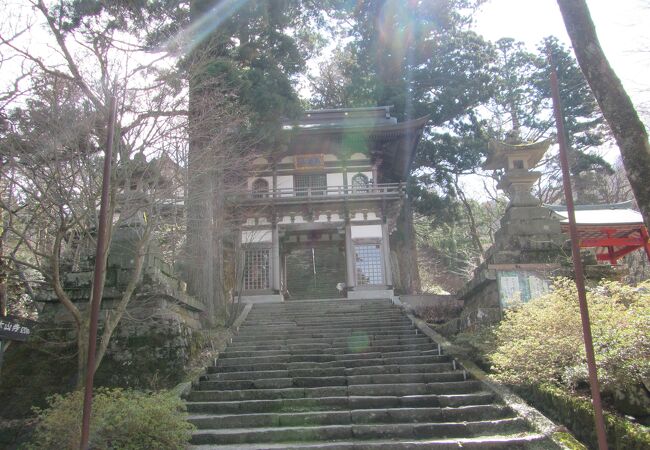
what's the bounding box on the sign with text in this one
[0,316,31,341]
[497,271,550,309]
[294,154,324,170]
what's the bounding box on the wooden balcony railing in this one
[241,183,405,203]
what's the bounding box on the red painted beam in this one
[580,237,645,247]
[596,246,642,261]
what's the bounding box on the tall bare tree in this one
[556,0,650,226]
[0,0,251,386]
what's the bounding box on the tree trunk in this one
[184,0,222,325]
[556,0,650,227]
[391,197,421,294]
[454,178,484,255]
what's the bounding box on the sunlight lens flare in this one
[164,0,250,55]
[347,331,370,353]
[376,0,416,64]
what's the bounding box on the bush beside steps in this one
[25,388,194,450]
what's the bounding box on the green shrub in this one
[490,278,650,416]
[27,388,194,450]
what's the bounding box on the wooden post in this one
[550,52,609,450]
[80,94,117,450]
[641,226,650,263]
[272,222,281,293]
[272,159,278,200]
[345,220,355,291]
[607,246,617,266]
[381,221,393,286]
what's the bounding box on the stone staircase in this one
[187,298,557,449]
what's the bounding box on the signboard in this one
[0,316,31,341]
[497,271,550,309]
[294,154,324,170]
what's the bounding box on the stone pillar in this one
[381,222,393,286]
[345,221,356,289]
[272,223,281,293]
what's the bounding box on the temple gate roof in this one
[280,107,428,181]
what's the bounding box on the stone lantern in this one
[483,140,550,207]
[454,138,568,331]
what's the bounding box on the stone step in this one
[189,378,480,402]
[232,330,421,344]
[204,369,464,384]
[189,434,552,449]
[243,314,404,323]
[232,332,418,343]
[191,386,349,401]
[346,363,458,376]
[187,404,513,429]
[191,381,482,401]
[236,324,415,336]
[213,355,450,372]
[216,351,447,367]
[190,418,528,445]
[225,339,437,352]
[189,374,480,402]
[243,313,402,323]
[229,335,432,348]
[239,322,412,331]
[245,309,397,319]
[211,359,452,374]
[186,392,496,415]
[238,322,415,336]
[245,311,399,319]
[221,343,439,359]
[243,312,408,321]
[208,362,458,378]
[248,299,392,309]
[243,310,407,319]
[251,297,391,304]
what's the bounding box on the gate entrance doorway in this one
[283,232,346,300]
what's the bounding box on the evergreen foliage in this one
[486,36,613,203]
[328,0,495,215]
[307,2,611,217]
[182,0,346,146]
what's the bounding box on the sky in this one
[473,0,650,115]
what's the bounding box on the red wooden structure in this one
[549,202,650,265]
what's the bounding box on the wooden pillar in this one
[381,221,393,286]
[641,226,650,263]
[272,222,281,293]
[272,159,278,198]
[607,246,617,266]
[345,221,356,290]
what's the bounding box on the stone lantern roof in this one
[483,139,551,171]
